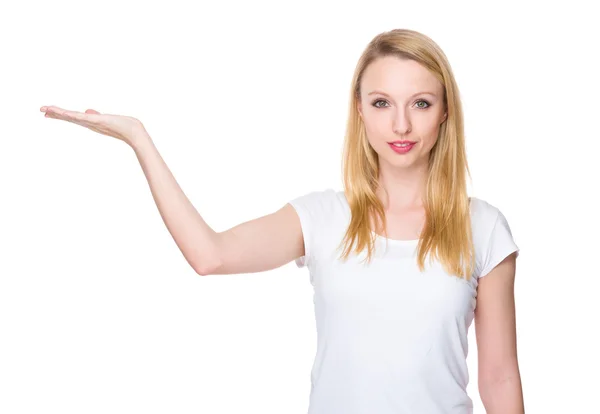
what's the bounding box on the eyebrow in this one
[367,90,437,98]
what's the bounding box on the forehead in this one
[360,56,441,94]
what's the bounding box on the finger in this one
[43,107,63,118]
[41,106,63,116]
[54,109,87,122]
[63,111,102,126]
[50,108,78,120]
[43,107,97,125]
[40,105,60,112]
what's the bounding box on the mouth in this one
[388,141,417,153]
[388,141,416,147]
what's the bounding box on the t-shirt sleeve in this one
[287,189,334,268]
[478,209,520,278]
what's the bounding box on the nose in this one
[392,108,412,135]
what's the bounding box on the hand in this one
[40,106,148,147]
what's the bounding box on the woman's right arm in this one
[40,106,304,276]
[132,133,305,276]
[132,134,222,274]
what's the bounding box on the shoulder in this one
[469,196,520,278]
[288,187,345,217]
[469,196,500,220]
[469,196,503,243]
[289,187,340,205]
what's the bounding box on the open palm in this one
[40,106,147,146]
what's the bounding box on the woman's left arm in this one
[474,252,525,414]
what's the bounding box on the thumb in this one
[85,109,101,114]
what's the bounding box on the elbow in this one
[191,232,224,276]
[184,246,220,276]
[192,266,210,276]
[193,259,221,276]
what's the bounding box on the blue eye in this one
[371,99,431,109]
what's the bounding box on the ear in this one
[357,100,363,118]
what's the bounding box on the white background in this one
[2,1,598,413]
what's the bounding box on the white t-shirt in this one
[288,188,520,414]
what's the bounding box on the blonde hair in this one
[336,28,475,281]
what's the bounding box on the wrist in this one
[129,127,152,151]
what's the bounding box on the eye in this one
[415,99,431,109]
[372,99,389,108]
[371,99,432,109]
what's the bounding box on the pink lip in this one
[388,140,416,144]
[388,142,416,154]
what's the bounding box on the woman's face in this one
[357,56,447,170]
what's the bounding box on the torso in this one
[371,208,426,241]
[303,191,479,413]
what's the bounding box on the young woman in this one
[40,28,523,414]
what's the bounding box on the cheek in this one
[416,120,443,140]
[363,116,388,137]
[363,123,387,147]
[420,129,442,151]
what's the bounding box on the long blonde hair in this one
[336,28,475,281]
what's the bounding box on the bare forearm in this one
[479,375,525,414]
[130,132,221,274]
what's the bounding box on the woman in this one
[41,28,524,414]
